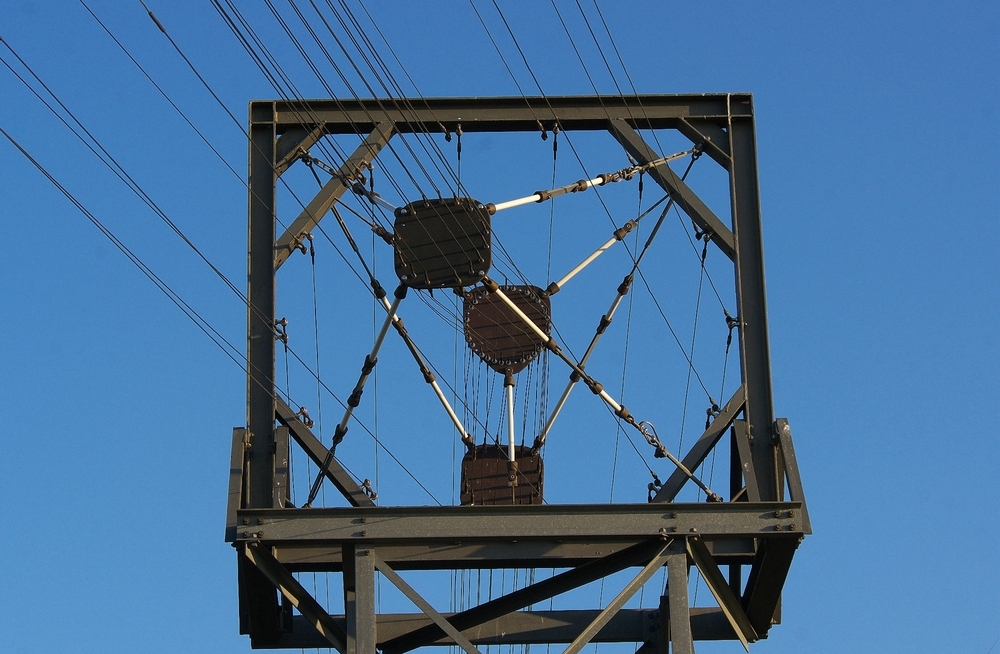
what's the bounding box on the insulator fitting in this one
[361,354,378,375]
[371,279,386,299]
[597,315,612,334]
[585,378,604,395]
[347,388,363,408]
[394,284,408,300]
[332,423,348,446]
[618,275,633,296]
[545,281,560,296]
[535,190,552,202]
[614,220,637,241]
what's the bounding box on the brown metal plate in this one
[393,197,491,289]
[464,285,551,374]
[460,444,543,506]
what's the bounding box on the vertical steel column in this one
[666,543,693,654]
[729,100,778,502]
[246,100,280,645]
[344,545,377,654]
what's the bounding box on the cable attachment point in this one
[647,471,663,503]
[613,219,638,241]
[295,406,314,428]
[724,310,740,350]
[290,231,312,255]
[273,318,288,344]
[361,478,378,501]
[692,141,706,160]
[705,402,721,430]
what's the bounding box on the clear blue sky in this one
[1,1,997,653]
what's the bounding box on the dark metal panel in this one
[378,538,669,653]
[274,122,395,270]
[269,94,755,134]
[741,537,800,636]
[666,545,693,654]
[244,542,347,652]
[687,537,756,650]
[275,397,373,507]
[226,428,246,543]
[236,502,803,542]
[608,120,737,260]
[728,106,778,502]
[677,117,731,169]
[653,386,745,502]
[775,419,811,534]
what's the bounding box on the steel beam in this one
[666,544,693,654]
[728,107,778,502]
[373,557,482,654]
[225,428,246,543]
[277,608,738,648]
[246,100,280,645]
[564,541,671,654]
[732,420,761,503]
[775,418,811,533]
[677,117,731,169]
[378,538,670,654]
[265,95,752,134]
[270,537,757,571]
[235,502,803,543]
[274,397,374,507]
[741,536,800,636]
[343,545,377,654]
[244,542,347,652]
[653,386,745,502]
[273,122,394,269]
[609,119,736,260]
[687,537,756,650]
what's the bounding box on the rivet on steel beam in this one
[257,518,265,525]
[242,518,250,525]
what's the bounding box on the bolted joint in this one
[483,278,499,292]
[613,220,637,241]
[617,274,633,296]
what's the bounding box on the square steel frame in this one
[228,94,810,653]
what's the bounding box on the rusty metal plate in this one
[393,197,491,289]
[460,445,543,506]
[464,285,550,374]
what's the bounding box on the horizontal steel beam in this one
[276,608,738,648]
[253,94,752,135]
[234,502,803,543]
[271,537,758,571]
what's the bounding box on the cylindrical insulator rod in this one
[505,379,516,463]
